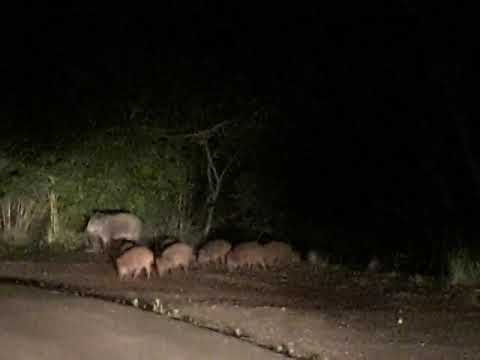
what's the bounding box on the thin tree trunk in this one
[201,140,238,240]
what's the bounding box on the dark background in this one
[2,4,478,273]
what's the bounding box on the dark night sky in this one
[2,4,478,253]
[7,5,474,116]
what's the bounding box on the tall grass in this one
[0,196,48,246]
[448,249,480,286]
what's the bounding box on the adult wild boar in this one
[85,212,143,253]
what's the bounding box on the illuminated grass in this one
[448,249,480,286]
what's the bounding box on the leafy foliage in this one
[0,126,198,248]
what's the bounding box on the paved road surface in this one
[0,285,285,360]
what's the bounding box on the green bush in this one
[0,126,199,249]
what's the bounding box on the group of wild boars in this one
[156,242,195,276]
[114,242,195,280]
[113,239,300,280]
[85,212,143,253]
[196,239,232,267]
[81,210,300,280]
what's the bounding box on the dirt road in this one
[0,284,284,360]
[0,256,479,359]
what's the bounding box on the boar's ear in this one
[91,209,103,217]
[81,214,92,229]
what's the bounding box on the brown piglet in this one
[156,242,195,277]
[116,246,154,280]
[262,241,300,267]
[197,239,232,267]
[226,241,266,271]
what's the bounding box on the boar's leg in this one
[99,235,110,253]
[145,265,151,279]
[132,267,141,280]
[85,235,102,253]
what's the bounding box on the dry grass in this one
[448,249,480,287]
[0,196,48,246]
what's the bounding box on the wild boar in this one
[262,241,300,267]
[85,212,143,253]
[156,242,195,277]
[197,239,232,267]
[116,246,154,280]
[226,241,266,271]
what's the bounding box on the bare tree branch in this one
[200,137,241,241]
[204,140,220,184]
[149,120,233,143]
[219,150,240,182]
[146,113,264,241]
